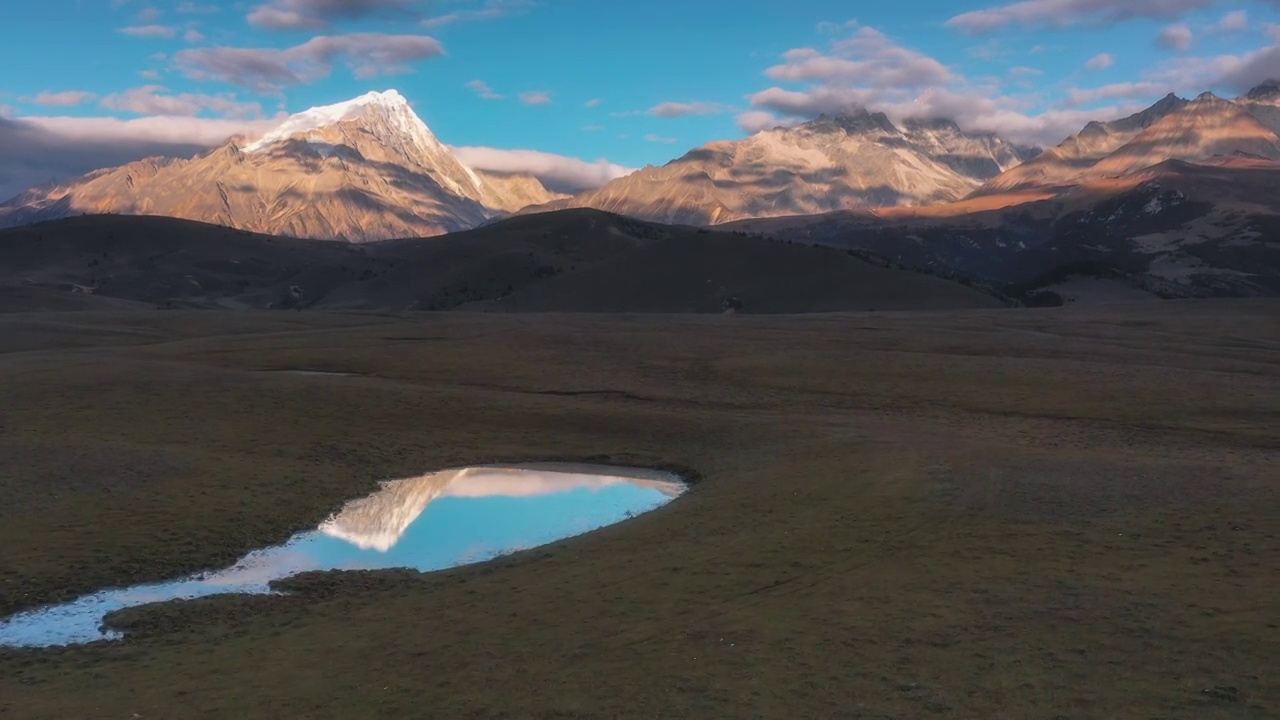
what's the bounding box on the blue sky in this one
[2,0,1280,196]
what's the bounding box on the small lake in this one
[0,464,685,648]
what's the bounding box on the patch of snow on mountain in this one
[245,90,411,153]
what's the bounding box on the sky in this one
[3,0,1280,198]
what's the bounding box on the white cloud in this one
[764,27,953,88]
[421,0,532,28]
[882,89,1148,146]
[747,60,1149,147]
[747,85,878,117]
[647,101,729,117]
[644,133,676,143]
[1208,10,1249,33]
[173,34,444,91]
[18,114,276,146]
[734,11,1279,150]
[518,91,551,105]
[30,91,98,107]
[735,110,802,134]
[449,145,635,193]
[0,113,277,201]
[816,19,858,35]
[466,79,503,100]
[99,85,263,119]
[584,98,601,107]
[1059,81,1172,107]
[248,0,416,30]
[184,28,205,43]
[947,0,1221,33]
[1084,53,1114,70]
[1152,42,1280,94]
[1159,24,1194,51]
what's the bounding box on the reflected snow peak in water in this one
[0,464,685,648]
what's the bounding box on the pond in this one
[0,463,686,648]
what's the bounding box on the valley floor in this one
[0,302,1277,719]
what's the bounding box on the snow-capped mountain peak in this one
[244,89,487,200]
[0,89,566,241]
[245,89,422,153]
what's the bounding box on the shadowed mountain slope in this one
[729,156,1280,302]
[0,209,1007,313]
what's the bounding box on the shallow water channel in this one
[0,464,685,648]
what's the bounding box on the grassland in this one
[0,301,1276,719]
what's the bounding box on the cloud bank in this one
[174,33,444,91]
[449,146,635,193]
[0,114,275,202]
[946,0,1224,33]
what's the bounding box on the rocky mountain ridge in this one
[975,85,1280,196]
[520,107,1040,225]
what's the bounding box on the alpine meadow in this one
[1,1,1277,718]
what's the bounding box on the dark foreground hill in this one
[0,209,1006,313]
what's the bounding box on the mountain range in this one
[0,89,1044,239]
[975,88,1280,196]
[519,111,1040,225]
[2,81,1279,304]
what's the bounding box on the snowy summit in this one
[245,89,438,155]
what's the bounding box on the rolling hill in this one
[0,210,1008,313]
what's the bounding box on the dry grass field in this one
[0,300,1276,719]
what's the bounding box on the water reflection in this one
[0,464,685,648]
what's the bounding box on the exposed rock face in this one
[0,90,562,241]
[474,170,569,213]
[975,87,1280,196]
[974,94,1191,195]
[532,109,1039,226]
[1236,79,1280,135]
[1089,93,1280,176]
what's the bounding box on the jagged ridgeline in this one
[520,109,1041,225]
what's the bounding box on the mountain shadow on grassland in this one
[0,209,1008,313]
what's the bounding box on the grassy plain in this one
[0,301,1276,719]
